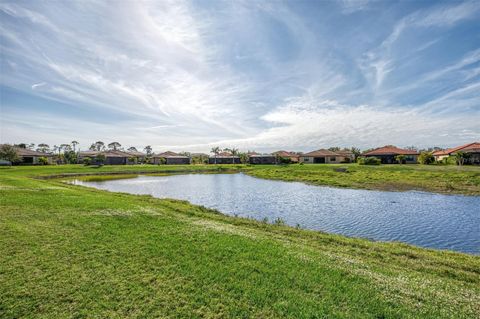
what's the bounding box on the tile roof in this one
[432,142,480,156]
[14,147,53,157]
[78,150,130,158]
[363,146,418,156]
[272,150,299,157]
[302,149,341,157]
[153,151,189,158]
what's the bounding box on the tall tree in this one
[37,143,50,153]
[350,147,361,161]
[94,141,105,151]
[28,143,35,150]
[108,142,121,150]
[127,146,138,152]
[211,146,220,164]
[143,146,152,156]
[230,147,239,164]
[71,141,79,152]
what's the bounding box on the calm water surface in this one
[73,173,480,254]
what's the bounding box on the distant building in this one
[209,152,240,164]
[153,151,190,165]
[78,150,130,165]
[363,146,418,164]
[14,147,54,165]
[272,151,299,163]
[125,150,148,163]
[299,149,353,164]
[433,142,480,164]
[249,154,277,165]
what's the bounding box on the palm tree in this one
[108,142,121,151]
[230,147,239,164]
[211,146,220,164]
[71,141,79,152]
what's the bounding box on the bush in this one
[357,157,381,165]
[418,152,435,165]
[128,157,136,164]
[395,154,406,164]
[83,157,92,166]
[38,157,49,165]
[0,144,20,163]
[95,154,106,166]
[157,157,166,165]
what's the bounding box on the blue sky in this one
[1,0,479,152]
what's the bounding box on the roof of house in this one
[432,142,480,156]
[272,150,299,157]
[126,150,147,156]
[153,151,189,158]
[15,147,54,157]
[302,149,341,157]
[78,150,130,158]
[335,150,354,156]
[363,146,418,156]
[249,154,275,158]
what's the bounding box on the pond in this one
[72,173,480,254]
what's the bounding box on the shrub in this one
[83,157,92,166]
[357,157,381,165]
[0,144,20,163]
[157,157,166,165]
[128,157,136,164]
[454,151,470,166]
[395,154,406,164]
[418,152,435,165]
[95,154,106,165]
[38,157,49,165]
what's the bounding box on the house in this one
[78,150,130,165]
[335,150,355,163]
[272,150,299,163]
[208,152,240,164]
[14,147,54,165]
[249,154,277,165]
[433,142,480,164]
[153,151,190,165]
[299,149,353,164]
[125,150,148,163]
[363,146,418,164]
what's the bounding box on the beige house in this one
[433,142,480,164]
[15,147,54,165]
[299,149,354,164]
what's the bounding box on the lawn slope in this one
[0,165,479,318]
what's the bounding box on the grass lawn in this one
[246,163,480,195]
[1,165,479,318]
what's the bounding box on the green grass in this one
[1,165,479,318]
[246,163,480,195]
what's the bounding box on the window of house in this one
[330,157,336,161]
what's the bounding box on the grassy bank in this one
[1,165,479,318]
[246,164,480,195]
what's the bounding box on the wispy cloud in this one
[1,0,479,151]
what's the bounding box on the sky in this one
[1,0,479,153]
